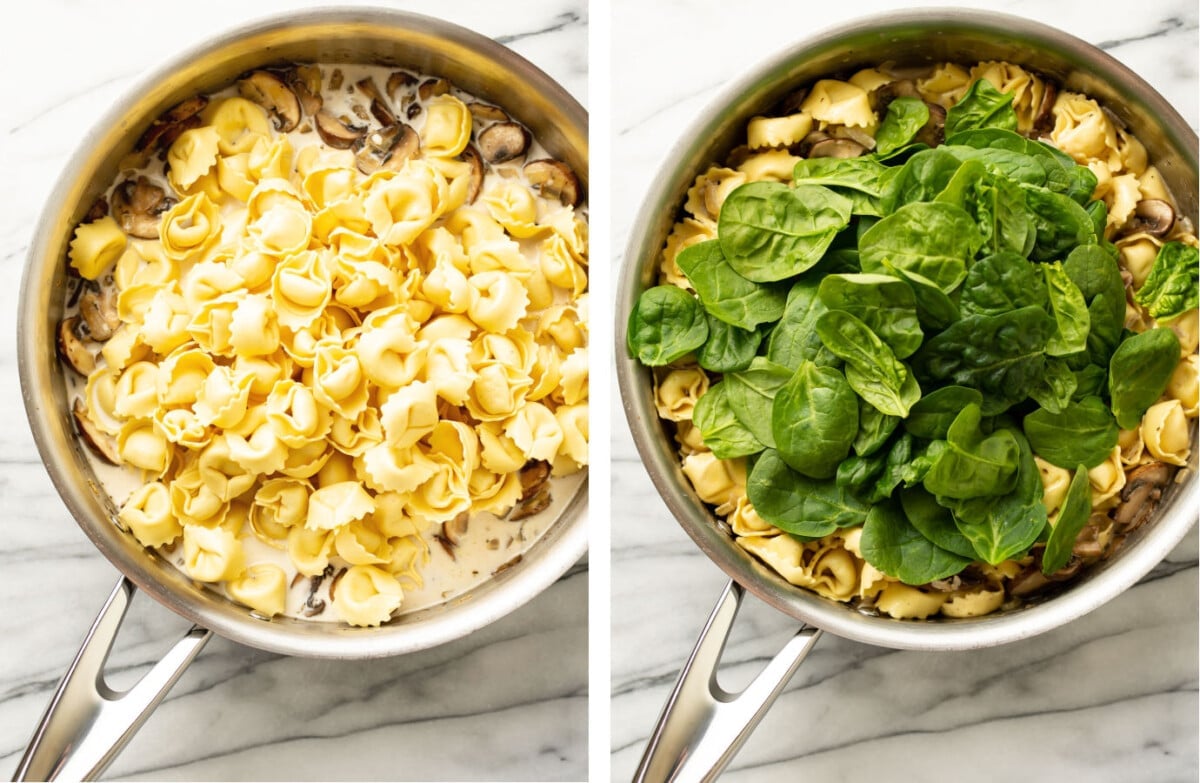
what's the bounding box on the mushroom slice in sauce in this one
[381,125,422,172]
[418,77,451,101]
[73,399,120,465]
[1113,461,1173,534]
[386,71,417,101]
[914,103,947,148]
[524,159,582,207]
[1124,199,1175,238]
[808,137,867,159]
[468,102,509,124]
[436,512,470,559]
[57,316,95,376]
[287,65,323,116]
[1032,80,1058,136]
[460,144,485,204]
[135,96,208,152]
[78,284,119,342]
[238,70,301,132]
[478,122,530,164]
[355,77,398,127]
[110,176,172,239]
[314,110,366,149]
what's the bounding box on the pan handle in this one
[632,580,822,783]
[12,576,212,782]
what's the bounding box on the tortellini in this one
[65,62,588,626]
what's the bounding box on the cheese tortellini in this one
[65,62,587,627]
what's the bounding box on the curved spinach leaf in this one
[693,382,765,459]
[854,397,900,457]
[1134,242,1199,322]
[626,285,708,365]
[765,280,839,369]
[1023,185,1097,262]
[1042,261,1091,357]
[718,182,852,282]
[869,435,943,503]
[696,316,763,373]
[875,97,930,156]
[747,449,870,537]
[816,309,920,417]
[1063,244,1125,365]
[1029,358,1078,413]
[901,486,977,559]
[923,403,1020,499]
[860,202,981,292]
[772,361,858,478]
[882,147,964,213]
[1023,396,1119,469]
[883,263,960,330]
[1041,465,1092,574]
[944,78,1017,136]
[959,251,1047,316]
[861,502,970,585]
[904,385,984,440]
[676,239,788,330]
[725,357,793,448]
[1108,327,1181,429]
[817,273,924,359]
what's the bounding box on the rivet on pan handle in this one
[633,580,823,783]
[13,577,212,782]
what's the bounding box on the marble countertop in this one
[0,1,587,781]
[610,1,1198,781]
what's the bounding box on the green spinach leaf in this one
[1023,185,1097,262]
[765,280,839,369]
[1028,358,1078,413]
[1041,465,1092,574]
[860,202,981,293]
[904,385,984,440]
[747,449,870,537]
[626,285,709,365]
[1063,244,1125,365]
[1042,261,1091,357]
[772,362,858,478]
[1134,242,1199,322]
[959,251,1047,316]
[696,316,762,373]
[870,434,943,503]
[875,97,930,156]
[861,502,970,585]
[882,147,964,213]
[817,273,924,359]
[883,263,961,330]
[1023,396,1119,469]
[675,239,788,330]
[944,78,1018,136]
[693,382,765,459]
[725,357,793,448]
[816,309,920,417]
[1108,327,1181,428]
[901,486,977,559]
[854,398,900,457]
[923,403,1020,499]
[718,182,853,282]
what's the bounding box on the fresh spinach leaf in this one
[725,357,793,448]
[860,202,981,293]
[772,361,858,478]
[1063,244,1125,365]
[944,78,1018,136]
[1042,261,1091,357]
[747,449,870,537]
[626,285,708,365]
[1023,185,1097,262]
[861,502,970,585]
[792,156,892,196]
[882,147,964,213]
[675,239,788,330]
[1086,199,1107,236]
[765,280,839,370]
[1072,363,1108,401]
[914,306,1055,414]
[945,128,1067,189]
[870,434,943,503]
[837,451,888,494]
[1108,327,1181,428]
[901,486,977,559]
[904,385,984,440]
[693,382,765,459]
[854,397,900,457]
[1023,396,1119,469]
[947,426,1048,564]
[875,97,930,156]
[696,316,762,373]
[1134,241,1199,322]
[1028,358,1078,413]
[718,181,853,282]
[923,403,1020,499]
[816,309,920,417]
[959,251,1047,316]
[1041,464,1092,574]
[883,263,961,330]
[817,273,924,359]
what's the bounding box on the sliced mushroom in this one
[79,284,119,342]
[807,137,867,159]
[1008,565,1053,598]
[328,68,345,91]
[518,460,552,500]
[84,196,108,222]
[238,70,301,132]
[1125,199,1175,237]
[57,317,95,376]
[111,176,172,239]
[135,96,208,152]
[381,124,421,172]
[314,110,366,149]
[355,124,400,175]
[493,554,523,576]
[436,512,470,559]
[524,158,581,207]
[1072,515,1112,559]
[386,71,417,101]
[1113,461,1174,534]
[418,77,451,101]
[478,122,530,164]
[796,129,830,157]
[352,77,397,127]
[287,66,324,116]
[406,102,422,121]
[871,79,920,110]
[775,87,810,117]
[914,102,947,148]
[1032,80,1058,136]
[460,144,484,204]
[510,485,552,521]
[73,399,120,464]
[301,598,326,618]
[468,102,509,124]
[328,567,347,603]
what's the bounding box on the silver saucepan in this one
[615,10,1197,781]
[16,7,588,780]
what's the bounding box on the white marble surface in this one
[0,1,587,781]
[610,1,1198,781]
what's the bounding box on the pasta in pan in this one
[60,62,587,626]
[635,60,1196,620]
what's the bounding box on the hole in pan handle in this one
[633,580,823,783]
[13,577,212,782]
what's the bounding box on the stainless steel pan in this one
[16,8,588,780]
[614,10,1197,781]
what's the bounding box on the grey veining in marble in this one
[0,1,587,781]
[610,1,1198,781]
